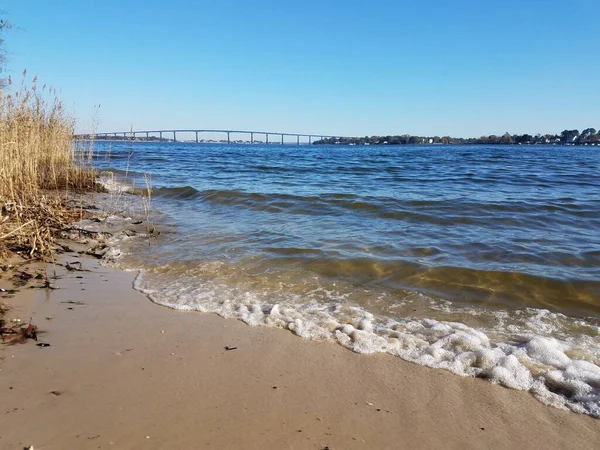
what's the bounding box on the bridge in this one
[74,129,341,145]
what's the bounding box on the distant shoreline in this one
[76,137,600,147]
[75,128,599,146]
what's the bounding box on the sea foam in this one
[80,214,600,419]
[127,261,600,418]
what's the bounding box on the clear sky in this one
[2,0,599,137]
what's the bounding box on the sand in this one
[1,257,599,450]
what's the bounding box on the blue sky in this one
[2,0,599,137]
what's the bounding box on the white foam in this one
[97,172,133,194]
[93,230,600,419]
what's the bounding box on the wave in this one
[153,185,202,199]
[120,256,600,419]
[95,216,600,418]
[300,257,600,318]
[150,187,600,232]
[97,167,148,178]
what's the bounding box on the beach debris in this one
[272,385,278,389]
[61,300,85,305]
[50,390,62,396]
[0,318,37,344]
[13,270,33,280]
[0,288,18,296]
[366,402,374,406]
[59,244,75,253]
[224,345,238,351]
[65,261,86,271]
[29,278,58,289]
[12,270,33,286]
[22,321,38,341]
[36,342,50,347]
[85,243,109,259]
[0,325,22,341]
[25,446,34,450]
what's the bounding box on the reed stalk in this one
[0,74,99,259]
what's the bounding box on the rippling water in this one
[91,142,600,416]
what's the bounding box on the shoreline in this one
[1,254,599,449]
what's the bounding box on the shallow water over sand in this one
[91,142,600,416]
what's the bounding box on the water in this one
[91,142,600,417]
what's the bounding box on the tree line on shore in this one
[314,128,600,146]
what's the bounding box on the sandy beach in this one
[0,256,598,450]
[2,1,600,447]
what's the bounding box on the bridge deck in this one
[74,129,339,139]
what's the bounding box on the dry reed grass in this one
[0,73,100,260]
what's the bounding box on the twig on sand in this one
[0,220,35,240]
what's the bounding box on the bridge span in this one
[74,129,341,145]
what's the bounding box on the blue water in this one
[90,141,600,416]
[95,143,600,312]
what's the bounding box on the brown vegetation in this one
[0,74,100,260]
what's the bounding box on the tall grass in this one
[0,74,98,259]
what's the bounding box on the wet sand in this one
[1,258,599,450]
